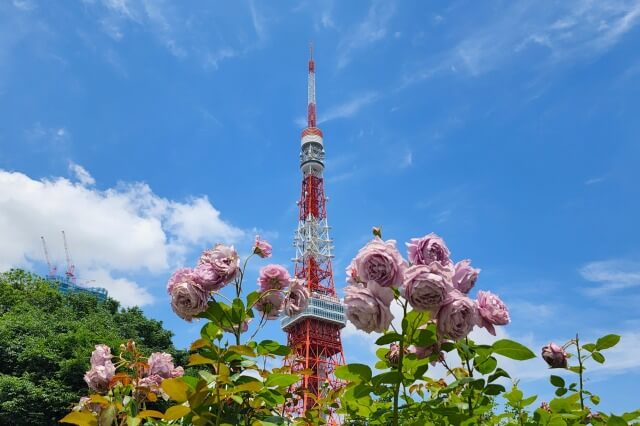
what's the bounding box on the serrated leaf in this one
[596,334,620,351]
[550,375,565,388]
[335,364,372,384]
[581,343,596,352]
[59,412,98,426]
[492,339,536,360]
[555,387,568,396]
[522,395,538,406]
[163,405,190,420]
[161,378,189,402]
[375,332,402,345]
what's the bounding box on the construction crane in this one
[61,230,76,284]
[40,236,57,277]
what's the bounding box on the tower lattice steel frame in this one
[281,48,346,425]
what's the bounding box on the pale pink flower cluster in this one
[166,245,240,321]
[84,344,116,392]
[83,343,184,400]
[344,233,510,354]
[254,265,309,320]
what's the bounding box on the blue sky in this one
[1,0,640,414]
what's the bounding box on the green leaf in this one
[372,371,402,385]
[475,356,498,375]
[414,327,437,347]
[581,343,597,352]
[246,291,261,308]
[491,339,536,360]
[375,332,402,345]
[484,384,506,396]
[590,394,600,405]
[522,395,538,407]
[555,387,568,397]
[265,373,300,387]
[335,364,372,384]
[607,415,628,426]
[231,298,245,323]
[488,368,511,383]
[592,351,605,363]
[568,365,584,374]
[550,375,565,388]
[596,334,620,351]
[257,340,290,356]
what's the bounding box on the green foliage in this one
[0,269,183,425]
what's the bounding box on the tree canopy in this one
[0,269,183,425]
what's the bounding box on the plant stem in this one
[463,337,474,418]
[393,300,408,426]
[575,333,585,411]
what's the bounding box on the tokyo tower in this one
[281,47,347,424]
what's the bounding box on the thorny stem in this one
[575,333,585,411]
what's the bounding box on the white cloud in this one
[402,0,640,86]
[294,92,379,127]
[69,162,96,186]
[0,167,243,305]
[585,176,606,185]
[337,1,395,69]
[580,259,640,294]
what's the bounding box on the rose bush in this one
[62,230,640,426]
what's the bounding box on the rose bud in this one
[541,342,568,368]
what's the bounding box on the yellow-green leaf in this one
[161,378,189,402]
[88,394,109,405]
[59,412,98,426]
[163,405,190,420]
[228,345,257,357]
[188,353,215,366]
[138,410,165,419]
[230,381,264,394]
[190,338,211,351]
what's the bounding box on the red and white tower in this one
[281,48,346,424]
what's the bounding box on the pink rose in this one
[253,235,273,258]
[170,280,208,321]
[344,281,394,333]
[89,344,112,368]
[197,244,240,291]
[402,263,454,312]
[84,362,115,392]
[258,264,291,291]
[255,290,285,320]
[166,268,194,295]
[284,279,310,316]
[346,238,407,288]
[406,233,453,271]
[436,290,477,341]
[148,352,176,378]
[476,291,510,336]
[541,342,568,368]
[453,259,480,294]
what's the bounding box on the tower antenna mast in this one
[282,46,346,425]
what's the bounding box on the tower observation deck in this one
[281,48,346,425]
